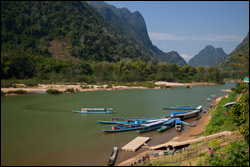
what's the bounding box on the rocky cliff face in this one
[87,1,187,65]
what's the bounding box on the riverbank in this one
[1,81,219,94]
[117,94,229,166]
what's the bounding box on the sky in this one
[106,1,249,62]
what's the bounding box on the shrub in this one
[1,91,6,96]
[7,90,27,94]
[46,89,62,94]
[65,88,75,93]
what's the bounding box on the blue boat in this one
[170,106,203,119]
[162,106,197,110]
[137,119,169,133]
[102,125,144,133]
[98,120,129,124]
[72,108,114,114]
[157,118,176,132]
[170,110,191,117]
[176,105,197,107]
[175,118,183,132]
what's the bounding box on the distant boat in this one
[72,108,113,114]
[107,147,118,166]
[157,118,176,132]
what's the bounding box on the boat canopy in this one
[141,120,165,127]
[223,101,236,107]
[175,119,182,124]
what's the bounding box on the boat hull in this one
[107,147,118,166]
[162,107,196,110]
[157,123,175,132]
[137,124,163,133]
[171,109,201,120]
[103,126,143,133]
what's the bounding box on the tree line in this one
[1,51,224,84]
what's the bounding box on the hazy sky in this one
[106,1,249,62]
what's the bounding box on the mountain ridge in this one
[188,45,228,67]
[87,1,187,65]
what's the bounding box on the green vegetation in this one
[46,89,62,94]
[1,1,225,85]
[216,33,249,79]
[229,84,249,143]
[188,45,228,67]
[1,1,154,64]
[1,91,6,96]
[65,88,75,93]
[202,82,249,166]
[204,92,237,135]
[6,90,27,95]
[1,57,224,84]
[206,141,249,166]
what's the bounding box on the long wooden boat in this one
[176,105,197,107]
[98,120,129,124]
[157,118,176,132]
[98,117,160,125]
[137,119,169,133]
[72,108,113,114]
[107,147,118,166]
[171,109,202,119]
[103,125,144,133]
[162,106,197,110]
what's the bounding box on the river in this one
[1,82,236,166]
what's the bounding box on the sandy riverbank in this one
[117,94,229,166]
[1,81,219,93]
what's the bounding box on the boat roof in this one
[196,106,202,110]
[170,110,190,116]
[223,101,236,107]
[81,108,113,110]
[141,120,165,127]
[175,118,182,124]
[173,109,201,116]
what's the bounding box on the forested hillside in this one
[216,32,249,79]
[188,45,228,67]
[87,1,187,65]
[1,1,223,84]
[1,1,155,62]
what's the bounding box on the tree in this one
[230,45,249,76]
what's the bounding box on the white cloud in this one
[180,54,193,62]
[148,32,244,42]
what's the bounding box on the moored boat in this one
[175,118,182,132]
[72,108,113,114]
[170,109,202,119]
[103,125,143,133]
[137,118,169,133]
[157,118,176,132]
[162,106,197,110]
[107,147,118,166]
